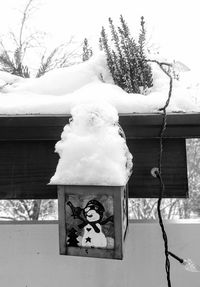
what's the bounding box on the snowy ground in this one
[0,52,200,115]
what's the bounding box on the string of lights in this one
[150,60,200,286]
[152,60,173,287]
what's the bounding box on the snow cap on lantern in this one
[50,101,133,186]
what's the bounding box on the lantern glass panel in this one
[65,194,114,250]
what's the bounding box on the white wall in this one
[0,221,199,287]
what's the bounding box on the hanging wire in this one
[148,59,173,287]
[149,60,200,283]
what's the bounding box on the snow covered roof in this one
[0,52,200,115]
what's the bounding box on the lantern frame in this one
[57,185,128,259]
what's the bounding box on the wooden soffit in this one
[0,113,199,199]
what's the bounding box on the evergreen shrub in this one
[100,15,153,94]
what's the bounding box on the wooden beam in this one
[127,138,188,198]
[0,113,198,199]
[0,113,200,140]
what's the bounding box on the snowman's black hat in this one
[85,199,105,214]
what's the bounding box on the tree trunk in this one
[29,200,42,220]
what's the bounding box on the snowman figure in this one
[67,199,113,248]
[81,200,107,248]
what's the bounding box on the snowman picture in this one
[67,199,113,249]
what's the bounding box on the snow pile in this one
[0,71,24,88]
[49,102,133,186]
[3,53,113,95]
[0,52,200,114]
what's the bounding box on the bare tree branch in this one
[19,0,34,48]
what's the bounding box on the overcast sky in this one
[0,0,200,71]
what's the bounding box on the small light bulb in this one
[168,251,200,272]
[182,258,200,272]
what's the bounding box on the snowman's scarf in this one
[78,215,113,233]
[78,221,100,233]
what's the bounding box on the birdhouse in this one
[57,185,128,260]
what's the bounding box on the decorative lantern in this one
[58,185,128,259]
[48,103,132,259]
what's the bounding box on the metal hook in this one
[151,167,159,178]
